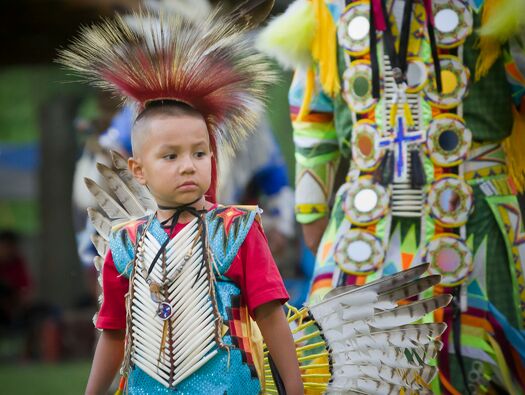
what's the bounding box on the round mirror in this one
[407,62,424,88]
[435,247,461,272]
[347,240,372,262]
[353,76,370,97]
[435,9,459,34]
[439,189,461,212]
[354,189,378,213]
[357,133,373,157]
[348,16,370,40]
[435,69,458,94]
[438,130,459,152]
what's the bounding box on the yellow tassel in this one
[503,106,525,193]
[297,67,316,121]
[478,0,525,40]
[403,103,414,127]
[256,0,316,70]
[475,0,525,80]
[475,0,502,80]
[311,0,340,98]
[390,103,398,127]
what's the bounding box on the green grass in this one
[0,361,91,394]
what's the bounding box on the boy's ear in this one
[128,157,147,185]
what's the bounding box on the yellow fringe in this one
[311,0,340,98]
[403,103,414,127]
[503,106,525,193]
[256,0,316,70]
[390,104,398,128]
[476,0,525,80]
[475,0,502,80]
[297,67,316,121]
[478,0,525,40]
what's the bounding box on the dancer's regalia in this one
[258,0,525,393]
[59,4,450,394]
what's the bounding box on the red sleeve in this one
[96,250,129,330]
[225,221,289,318]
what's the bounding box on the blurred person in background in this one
[72,92,121,307]
[0,231,33,328]
[218,119,295,260]
[0,230,60,362]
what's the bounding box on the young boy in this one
[59,7,304,395]
[86,103,303,395]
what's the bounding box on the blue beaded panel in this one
[109,216,150,277]
[206,206,258,274]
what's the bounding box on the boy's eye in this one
[195,151,206,158]
[164,154,177,160]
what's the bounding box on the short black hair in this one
[134,100,202,123]
[131,100,206,155]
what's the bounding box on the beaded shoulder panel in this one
[206,205,261,275]
[109,216,150,277]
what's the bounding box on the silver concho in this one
[406,58,428,93]
[351,120,382,170]
[343,176,390,225]
[427,176,473,227]
[425,55,469,109]
[339,1,371,56]
[335,229,385,274]
[433,0,473,48]
[425,234,472,286]
[426,114,472,167]
[343,60,377,113]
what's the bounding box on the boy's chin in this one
[171,193,204,206]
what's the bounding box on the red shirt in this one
[97,218,289,330]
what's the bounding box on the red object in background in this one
[0,255,33,296]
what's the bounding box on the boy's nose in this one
[179,155,196,173]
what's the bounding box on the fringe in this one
[475,0,525,80]
[311,0,340,98]
[255,0,316,70]
[297,67,316,121]
[503,105,525,193]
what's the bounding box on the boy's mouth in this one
[177,181,198,190]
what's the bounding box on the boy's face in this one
[128,114,212,207]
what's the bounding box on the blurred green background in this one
[0,362,90,394]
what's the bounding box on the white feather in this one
[302,264,450,394]
[84,178,129,219]
[370,295,452,329]
[97,163,146,217]
[90,234,108,257]
[93,255,104,271]
[87,208,112,240]
[110,151,157,211]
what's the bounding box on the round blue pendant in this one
[157,302,174,320]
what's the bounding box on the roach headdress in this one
[57,8,275,155]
